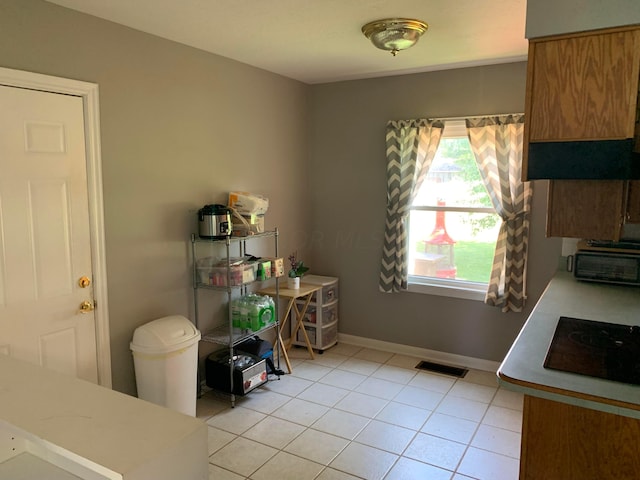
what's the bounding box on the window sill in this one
[407,278,486,301]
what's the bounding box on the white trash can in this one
[130,315,201,416]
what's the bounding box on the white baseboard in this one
[337,333,501,373]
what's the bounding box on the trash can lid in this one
[130,315,201,354]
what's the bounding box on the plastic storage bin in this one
[197,264,255,286]
[296,321,338,350]
[195,256,257,286]
[297,302,339,325]
[291,274,339,352]
[303,275,339,304]
[130,315,201,416]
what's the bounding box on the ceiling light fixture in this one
[362,18,429,56]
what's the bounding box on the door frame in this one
[0,67,112,388]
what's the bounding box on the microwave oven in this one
[573,251,640,286]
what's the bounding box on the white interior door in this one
[0,84,98,382]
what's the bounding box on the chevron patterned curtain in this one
[466,115,532,312]
[379,119,444,293]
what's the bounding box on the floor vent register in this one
[415,360,468,378]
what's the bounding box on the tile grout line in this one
[204,346,521,480]
[447,379,501,479]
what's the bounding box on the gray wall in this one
[526,0,640,38]
[308,63,561,362]
[0,0,566,396]
[0,0,311,395]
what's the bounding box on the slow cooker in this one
[198,204,232,239]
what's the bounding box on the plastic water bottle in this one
[261,295,275,324]
[231,298,241,332]
[249,296,261,332]
[243,294,255,332]
[239,296,250,331]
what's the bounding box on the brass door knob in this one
[79,301,94,313]
[79,276,91,288]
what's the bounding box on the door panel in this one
[0,85,98,382]
[40,327,78,376]
[31,179,74,299]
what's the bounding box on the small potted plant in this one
[287,251,309,289]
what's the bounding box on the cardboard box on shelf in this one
[258,260,272,280]
[263,257,284,278]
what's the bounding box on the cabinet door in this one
[547,180,625,240]
[527,27,640,143]
[627,180,640,223]
[520,396,640,480]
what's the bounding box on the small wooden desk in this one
[259,283,322,374]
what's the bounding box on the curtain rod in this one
[433,113,524,122]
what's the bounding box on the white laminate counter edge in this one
[498,270,640,419]
[0,419,118,479]
[0,355,208,479]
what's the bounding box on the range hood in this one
[527,139,640,180]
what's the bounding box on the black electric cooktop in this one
[544,316,640,385]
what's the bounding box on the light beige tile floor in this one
[198,343,523,480]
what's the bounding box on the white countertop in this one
[498,270,640,418]
[0,355,207,479]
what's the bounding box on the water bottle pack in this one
[231,294,275,333]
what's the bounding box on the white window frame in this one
[407,120,497,301]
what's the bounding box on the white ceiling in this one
[45,0,528,85]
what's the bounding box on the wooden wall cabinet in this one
[546,180,626,240]
[546,179,640,241]
[524,26,640,149]
[523,26,640,240]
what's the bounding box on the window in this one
[407,120,500,300]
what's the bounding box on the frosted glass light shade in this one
[362,18,429,56]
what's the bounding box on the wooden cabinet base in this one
[521,395,640,480]
[546,180,625,240]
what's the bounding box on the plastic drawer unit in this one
[291,275,339,352]
[296,321,338,351]
[298,302,339,325]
